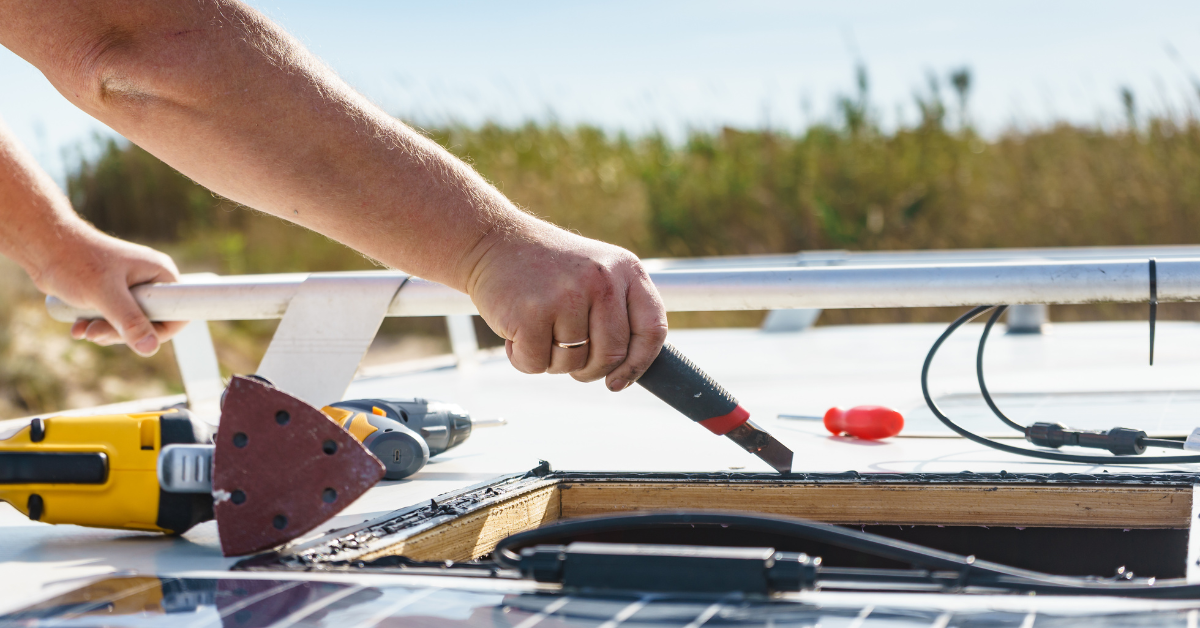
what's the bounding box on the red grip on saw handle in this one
[823,406,904,440]
[637,342,750,435]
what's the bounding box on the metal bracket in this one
[445,314,480,367]
[256,272,408,408]
[1004,304,1049,335]
[171,321,224,425]
[165,273,225,424]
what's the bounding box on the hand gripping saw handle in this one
[636,342,793,473]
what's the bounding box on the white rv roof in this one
[2,320,1199,614]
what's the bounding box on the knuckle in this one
[511,360,540,375]
[598,351,627,373]
[630,262,650,281]
[86,323,117,345]
[590,261,614,280]
[585,261,618,290]
[644,322,668,343]
[120,316,151,336]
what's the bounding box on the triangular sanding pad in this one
[214,376,385,556]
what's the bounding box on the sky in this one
[2,1,1199,182]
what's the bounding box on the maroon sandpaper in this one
[213,376,385,556]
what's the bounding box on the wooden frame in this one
[247,470,1199,569]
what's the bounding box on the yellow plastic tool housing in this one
[0,412,169,532]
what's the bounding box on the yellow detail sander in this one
[0,376,383,556]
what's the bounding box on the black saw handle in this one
[636,342,748,434]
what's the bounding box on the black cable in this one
[923,306,1200,464]
[976,305,1024,433]
[977,307,1188,454]
[975,305,1196,456]
[494,511,1200,597]
[494,510,999,574]
[1143,438,1186,450]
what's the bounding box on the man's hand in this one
[31,230,186,357]
[0,0,666,378]
[469,219,668,391]
[0,115,181,357]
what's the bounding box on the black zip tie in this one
[1149,258,1157,366]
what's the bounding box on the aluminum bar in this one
[45,259,1200,322]
[642,244,1200,271]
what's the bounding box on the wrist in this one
[19,217,103,293]
[459,209,545,296]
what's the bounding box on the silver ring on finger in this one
[555,338,590,349]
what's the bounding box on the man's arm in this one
[0,117,184,356]
[0,0,667,389]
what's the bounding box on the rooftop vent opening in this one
[258,472,1195,580]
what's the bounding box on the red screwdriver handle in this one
[823,406,904,440]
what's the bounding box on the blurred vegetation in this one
[5,66,1200,415]
[0,258,177,418]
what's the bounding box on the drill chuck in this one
[327,398,476,480]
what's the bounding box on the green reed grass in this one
[4,75,1200,415]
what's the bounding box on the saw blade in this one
[724,420,794,474]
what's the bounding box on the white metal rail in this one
[45,258,1198,322]
[42,248,1200,415]
[640,244,1200,270]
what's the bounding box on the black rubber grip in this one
[0,452,108,484]
[156,409,215,535]
[637,343,739,423]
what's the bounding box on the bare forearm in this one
[0,0,518,291]
[0,0,669,384]
[0,117,185,354]
[0,118,91,285]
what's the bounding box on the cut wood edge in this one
[357,484,562,563]
[355,480,1193,563]
[560,482,1193,529]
